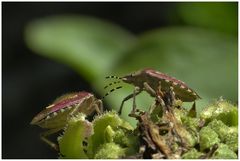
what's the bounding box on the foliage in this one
[58,111,138,159]
[57,99,238,159]
[26,3,238,158]
[178,2,237,34]
[25,3,237,126]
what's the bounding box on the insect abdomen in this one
[145,69,200,102]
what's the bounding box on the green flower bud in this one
[94,142,125,159]
[211,144,237,159]
[182,148,204,159]
[199,126,220,151]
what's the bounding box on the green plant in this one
[26,3,237,158]
[25,9,237,124]
[56,98,237,159]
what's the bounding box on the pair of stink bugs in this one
[31,68,200,151]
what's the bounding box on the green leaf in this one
[178,2,237,35]
[25,15,137,126]
[25,15,135,81]
[58,113,93,159]
[86,111,132,158]
[113,27,237,114]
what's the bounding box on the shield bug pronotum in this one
[30,91,103,151]
[104,68,201,114]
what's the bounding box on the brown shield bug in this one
[30,91,103,151]
[104,68,200,114]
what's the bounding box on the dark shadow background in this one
[2,2,182,158]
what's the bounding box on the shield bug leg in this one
[168,86,175,105]
[166,86,183,109]
[164,86,176,112]
[143,82,156,97]
[118,87,142,115]
[93,99,103,114]
[144,81,166,114]
[156,81,166,106]
[148,102,157,114]
[163,86,175,108]
[40,128,62,151]
[70,95,102,117]
[131,86,140,114]
[143,81,168,113]
[68,103,81,117]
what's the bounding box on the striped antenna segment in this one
[104,81,121,89]
[102,86,122,99]
[105,76,122,79]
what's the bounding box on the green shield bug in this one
[104,68,200,114]
[30,91,103,151]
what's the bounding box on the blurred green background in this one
[3,2,237,158]
[25,2,237,124]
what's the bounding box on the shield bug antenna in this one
[102,75,122,99]
[102,86,122,99]
[105,75,122,80]
[102,75,124,99]
[103,81,121,89]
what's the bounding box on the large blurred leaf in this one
[112,27,237,113]
[25,15,136,82]
[25,16,237,126]
[178,2,237,35]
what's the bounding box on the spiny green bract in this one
[211,144,237,159]
[206,119,238,152]
[58,111,138,159]
[180,99,238,159]
[58,113,92,159]
[58,99,237,159]
[86,111,136,158]
[200,99,238,126]
[182,148,204,159]
[207,119,230,141]
[224,127,238,152]
[94,142,125,159]
[199,126,220,151]
[173,108,200,148]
